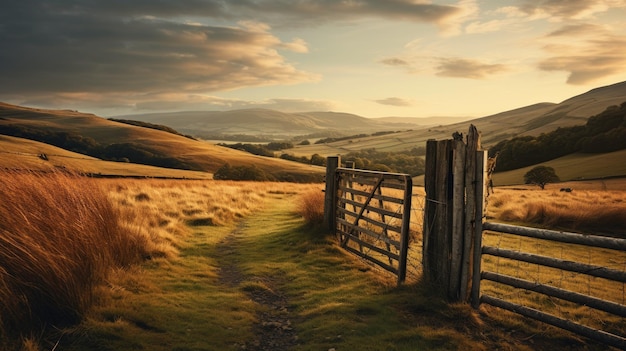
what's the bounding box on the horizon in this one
[1,1,626,118]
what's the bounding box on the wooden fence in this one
[422,125,485,301]
[324,156,412,285]
[419,124,626,348]
[323,124,625,348]
[471,222,626,349]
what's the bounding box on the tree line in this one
[490,101,626,171]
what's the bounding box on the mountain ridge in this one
[111,80,626,145]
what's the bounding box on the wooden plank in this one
[471,150,487,308]
[337,197,403,219]
[482,222,626,251]
[397,176,412,284]
[337,229,401,260]
[435,140,453,288]
[336,209,402,234]
[449,139,466,300]
[482,271,626,317]
[343,245,399,274]
[338,185,405,204]
[461,125,480,301]
[324,156,340,231]
[481,295,626,350]
[336,217,402,248]
[482,246,626,283]
[423,139,438,279]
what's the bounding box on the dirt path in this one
[215,211,299,350]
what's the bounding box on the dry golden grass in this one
[487,184,626,235]
[297,189,326,226]
[481,184,626,341]
[0,170,148,340]
[0,173,322,350]
[102,179,321,259]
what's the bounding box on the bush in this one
[213,163,273,181]
[0,171,147,340]
[297,190,326,226]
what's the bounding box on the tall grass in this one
[487,187,626,236]
[297,189,326,226]
[0,171,148,341]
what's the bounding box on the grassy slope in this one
[0,135,213,179]
[491,149,626,186]
[0,103,324,179]
[57,188,602,351]
[412,149,626,187]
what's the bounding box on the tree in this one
[524,166,560,190]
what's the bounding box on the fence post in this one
[460,125,481,301]
[471,150,487,308]
[424,125,483,302]
[324,156,340,232]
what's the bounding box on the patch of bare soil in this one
[216,222,299,351]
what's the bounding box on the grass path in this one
[214,206,299,350]
[56,191,602,351]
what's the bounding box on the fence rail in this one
[473,222,626,349]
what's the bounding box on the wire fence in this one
[479,226,626,346]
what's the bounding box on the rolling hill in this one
[113,80,626,154]
[0,103,324,181]
[112,109,461,139]
[289,80,626,156]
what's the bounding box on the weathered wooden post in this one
[423,125,482,302]
[324,156,340,232]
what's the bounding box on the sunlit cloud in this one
[435,58,508,79]
[518,0,626,20]
[538,36,626,84]
[374,97,414,107]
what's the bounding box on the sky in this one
[1,0,626,119]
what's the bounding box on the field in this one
[1,170,624,350]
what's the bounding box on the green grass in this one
[51,191,606,351]
[492,149,626,186]
[59,223,257,351]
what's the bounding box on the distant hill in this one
[0,103,324,181]
[290,80,626,156]
[112,109,458,139]
[115,81,626,150]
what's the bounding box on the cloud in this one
[374,97,413,107]
[538,29,626,84]
[518,0,626,20]
[0,3,321,109]
[546,23,605,37]
[379,58,411,67]
[226,0,462,24]
[134,96,336,113]
[435,58,507,79]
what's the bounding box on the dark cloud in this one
[435,58,507,79]
[374,97,413,107]
[0,0,460,112]
[0,3,316,100]
[518,0,626,19]
[546,23,603,37]
[379,57,411,67]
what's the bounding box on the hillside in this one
[291,80,626,156]
[113,109,449,139]
[0,103,324,181]
[0,135,214,179]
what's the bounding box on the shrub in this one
[297,190,326,226]
[0,171,147,340]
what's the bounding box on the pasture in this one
[1,170,624,350]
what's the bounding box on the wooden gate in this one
[324,157,412,285]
